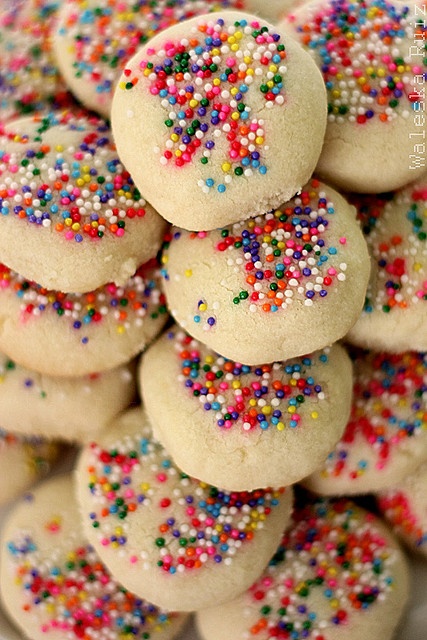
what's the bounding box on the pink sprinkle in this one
[129,555,138,564]
[339,237,347,244]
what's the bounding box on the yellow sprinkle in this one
[189,99,198,108]
[227,36,236,44]
[287,406,296,414]
[140,482,150,491]
[230,87,238,96]
[357,77,366,85]
[212,48,220,56]
[231,43,239,51]
[290,378,297,386]
[143,68,151,77]
[249,398,257,407]
[76,178,84,187]
[246,68,254,76]
[82,165,90,173]
[184,269,193,277]
[222,162,231,172]
[377,68,386,77]
[55,144,63,152]
[170,133,179,142]
[332,89,341,99]
[119,81,127,90]
[267,80,274,89]
[213,77,221,86]
[232,380,241,389]
[311,411,319,419]
[206,381,212,388]
[269,64,277,73]
[330,599,339,609]
[161,254,168,265]
[83,174,91,183]
[255,136,264,144]
[277,422,285,431]
[116,326,126,335]
[64,218,73,227]
[234,31,243,40]
[71,223,80,232]
[175,150,182,157]
[205,355,214,364]
[336,73,343,80]
[261,406,272,415]
[244,56,251,64]
[277,241,285,249]
[199,303,207,311]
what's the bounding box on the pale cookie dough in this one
[0,260,168,377]
[304,349,427,495]
[378,462,427,557]
[161,179,370,365]
[0,352,136,442]
[281,0,426,192]
[54,0,294,120]
[197,497,410,640]
[0,0,73,122]
[139,327,353,491]
[75,407,294,611]
[111,11,327,231]
[0,111,167,293]
[346,178,427,352]
[0,474,188,640]
[0,429,59,506]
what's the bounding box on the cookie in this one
[0,111,167,293]
[139,327,353,491]
[0,353,136,442]
[0,260,168,377]
[111,11,327,231]
[378,462,427,557]
[161,179,370,365]
[197,496,410,640]
[304,349,427,495]
[281,0,426,192]
[75,407,294,611]
[0,473,189,640]
[54,0,293,120]
[0,429,59,506]
[0,0,72,122]
[346,179,427,353]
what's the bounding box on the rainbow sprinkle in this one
[247,498,396,639]
[321,350,427,480]
[85,432,285,574]
[172,330,327,431]
[287,0,425,124]
[121,15,286,194]
[6,535,179,639]
[0,111,148,242]
[378,489,427,549]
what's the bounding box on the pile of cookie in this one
[0,1,425,640]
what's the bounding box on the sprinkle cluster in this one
[123,16,286,193]
[321,350,427,480]
[0,427,57,475]
[59,0,247,104]
[248,499,396,639]
[0,0,69,119]
[0,260,166,344]
[378,490,427,549]
[358,183,427,315]
[85,433,284,574]
[0,112,148,242]
[173,330,327,431]
[288,0,424,124]
[7,534,177,639]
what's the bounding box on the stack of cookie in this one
[0,1,425,640]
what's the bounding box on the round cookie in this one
[75,407,294,611]
[0,352,136,442]
[111,11,327,231]
[0,0,72,122]
[378,462,427,557]
[0,429,59,506]
[304,349,427,495]
[139,326,353,491]
[346,179,427,353]
[0,259,168,377]
[0,473,189,640]
[161,179,370,365]
[0,111,167,293]
[281,0,427,192]
[196,496,410,640]
[54,0,295,120]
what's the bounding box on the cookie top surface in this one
[0,111,167,292]
[346,178,427,352]
[282,0,426,191]
[305,349,427,494]
[197,496,410,640]
[0,473,188,640]
[111,11,327,230]
[76,407,293,611]
[0,259,168,376]
[54,0,285,118]
[140,327,353,490]
[161,179,370,364]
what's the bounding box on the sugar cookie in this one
[0,352,136,442]
[139,327,353,491]
[378,462,427,557]
[75,407,294,611]
[304,349,427,495]
[0,0,71,122]
[0,473,188,640]
[54,0,293,119]
[197,497,410,640]
[0,429,59,506]
[346,179,427,352]
[111,11,327,231]
[161,179,370,365]
[0,111,167,293]
[282,0,427,192]
[0,260,168,377]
